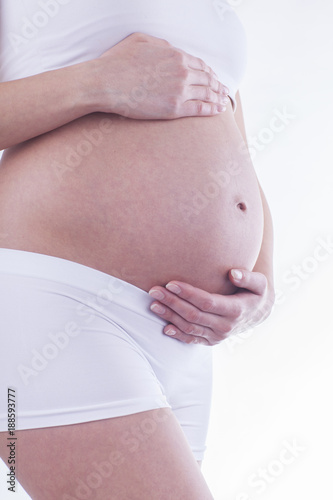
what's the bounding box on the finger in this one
[149,283,247,337]
[149,301,216,345]
[185,54,230,94]
[149,284,255,340]
[182,100,226,116]
[163,324,212,346]
[189,86,230,106]
[184,52,214,73]
[149,288,216,329]
[150,299,200,333]
[128,32,167,43]
[185,69,228,95]
[149,292,239,345]
[229,269,268,296]
[153,281,233,317]
[150,295,236,340]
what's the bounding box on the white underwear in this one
[0,249,212,460]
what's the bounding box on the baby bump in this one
[0,107,263,294]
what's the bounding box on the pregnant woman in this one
[0,1,274,498]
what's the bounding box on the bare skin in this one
[0,409,213,500]
[148,95,275,344]
[0,32,274,499]
[0,33,229,150]
[0,98,263,294]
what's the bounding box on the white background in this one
[203,0,333,499]
[1,0,333,498]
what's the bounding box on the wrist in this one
[78,57,121,115]
[69,59,102,115]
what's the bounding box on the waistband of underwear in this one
[0,248,166,325]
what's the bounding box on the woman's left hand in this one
[148,269,275,346]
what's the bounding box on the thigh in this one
[0,409,213,500]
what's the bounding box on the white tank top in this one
[0,0,247,110]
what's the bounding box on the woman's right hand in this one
[93,32,230,120]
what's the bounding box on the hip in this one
[0,247,212,461]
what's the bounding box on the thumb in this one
[229,269,267,296]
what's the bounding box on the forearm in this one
[0,60,99,150]
[0,33,228,151]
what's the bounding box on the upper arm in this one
[233,91,265,198]
[233,91,248,147]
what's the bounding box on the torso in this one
[0,102,263,294]
[0,0,263,294]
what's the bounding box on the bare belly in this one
[0,101,263,294]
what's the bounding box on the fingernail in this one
[165,283,181,294]
[149,289,165,300]
[165,328,176,336]
[150,303,166,314]
[217,104,227,113]
[231,269,243,280]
